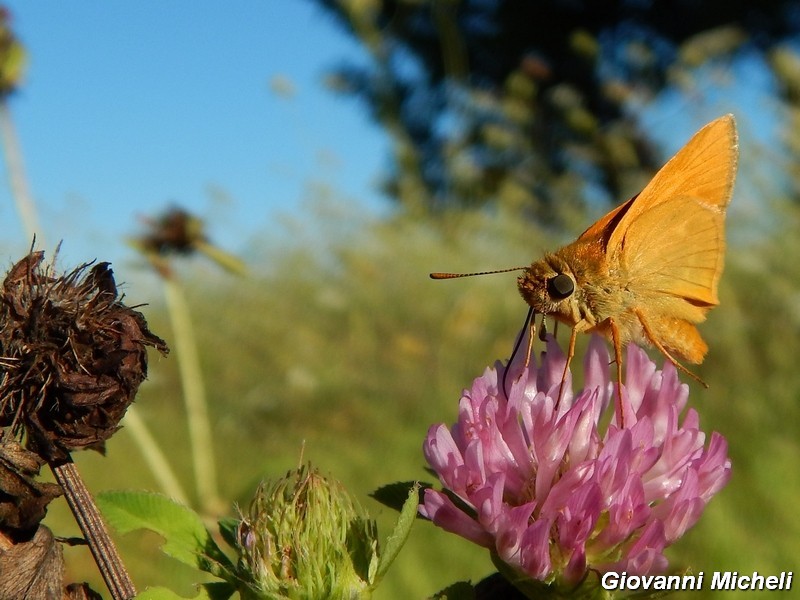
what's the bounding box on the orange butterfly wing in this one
[619,195,727,306]
[603,114,738,306]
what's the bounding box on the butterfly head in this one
[517,255,580,325]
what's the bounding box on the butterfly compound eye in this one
[547,273,574,300]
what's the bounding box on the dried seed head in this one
[0,252,169,462]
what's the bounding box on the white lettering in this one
[712,571,732,589]
[678,574,701,590]
[709,571,792,590]
[601,572,619,590]
[751,572,766,589]
[605,573,705,591]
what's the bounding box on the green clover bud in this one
[236,465,380,600]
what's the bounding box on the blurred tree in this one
[312,0,800,224]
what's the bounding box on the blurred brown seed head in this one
[131,205,247,277]
[0,252,168,462]
[136,206,206,257]
[0,7,25,98]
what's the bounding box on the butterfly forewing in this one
[607,114,738,252]
[599,114,737,311]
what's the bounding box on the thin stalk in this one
[0,98,42,243]
[123,406,190,505]
[51,458,136,600]
[162,277,222,514]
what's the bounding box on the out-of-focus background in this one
[1,1,798,598]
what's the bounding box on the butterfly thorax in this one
[518,242,634,331]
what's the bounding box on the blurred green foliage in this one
[44,195,800,598]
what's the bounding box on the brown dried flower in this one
[0,252,168,462]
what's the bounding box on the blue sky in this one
[1,1,388,269]
[0,2,786,274]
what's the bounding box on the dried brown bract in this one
[0,434,61,534]
[0,252,169,462]
[0,524,63,599]
[64,583,104,600]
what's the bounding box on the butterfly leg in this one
[524,311,536,369]
[633,309,708,387]
[609,318,625,427]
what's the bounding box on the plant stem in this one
[123,405,190,505]
[51,458,136,600]
[0,98,42,244]
[163,277,222,515]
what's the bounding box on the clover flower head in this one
[421,334,731,587]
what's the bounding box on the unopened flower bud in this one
[236,464,379,600]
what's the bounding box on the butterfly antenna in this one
[430,266,526,279]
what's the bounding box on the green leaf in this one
[430,581,477,599]
[369,480,430,513]
[372,482,419,586]
[201,581,238,600]
[134,586,210,600]
[133,584,235,600]
[97,491,235,579]
[216,516,240,551]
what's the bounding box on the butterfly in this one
[434,114,738,410]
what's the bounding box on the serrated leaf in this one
[97,491,235,579]
[372,482,419,586]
